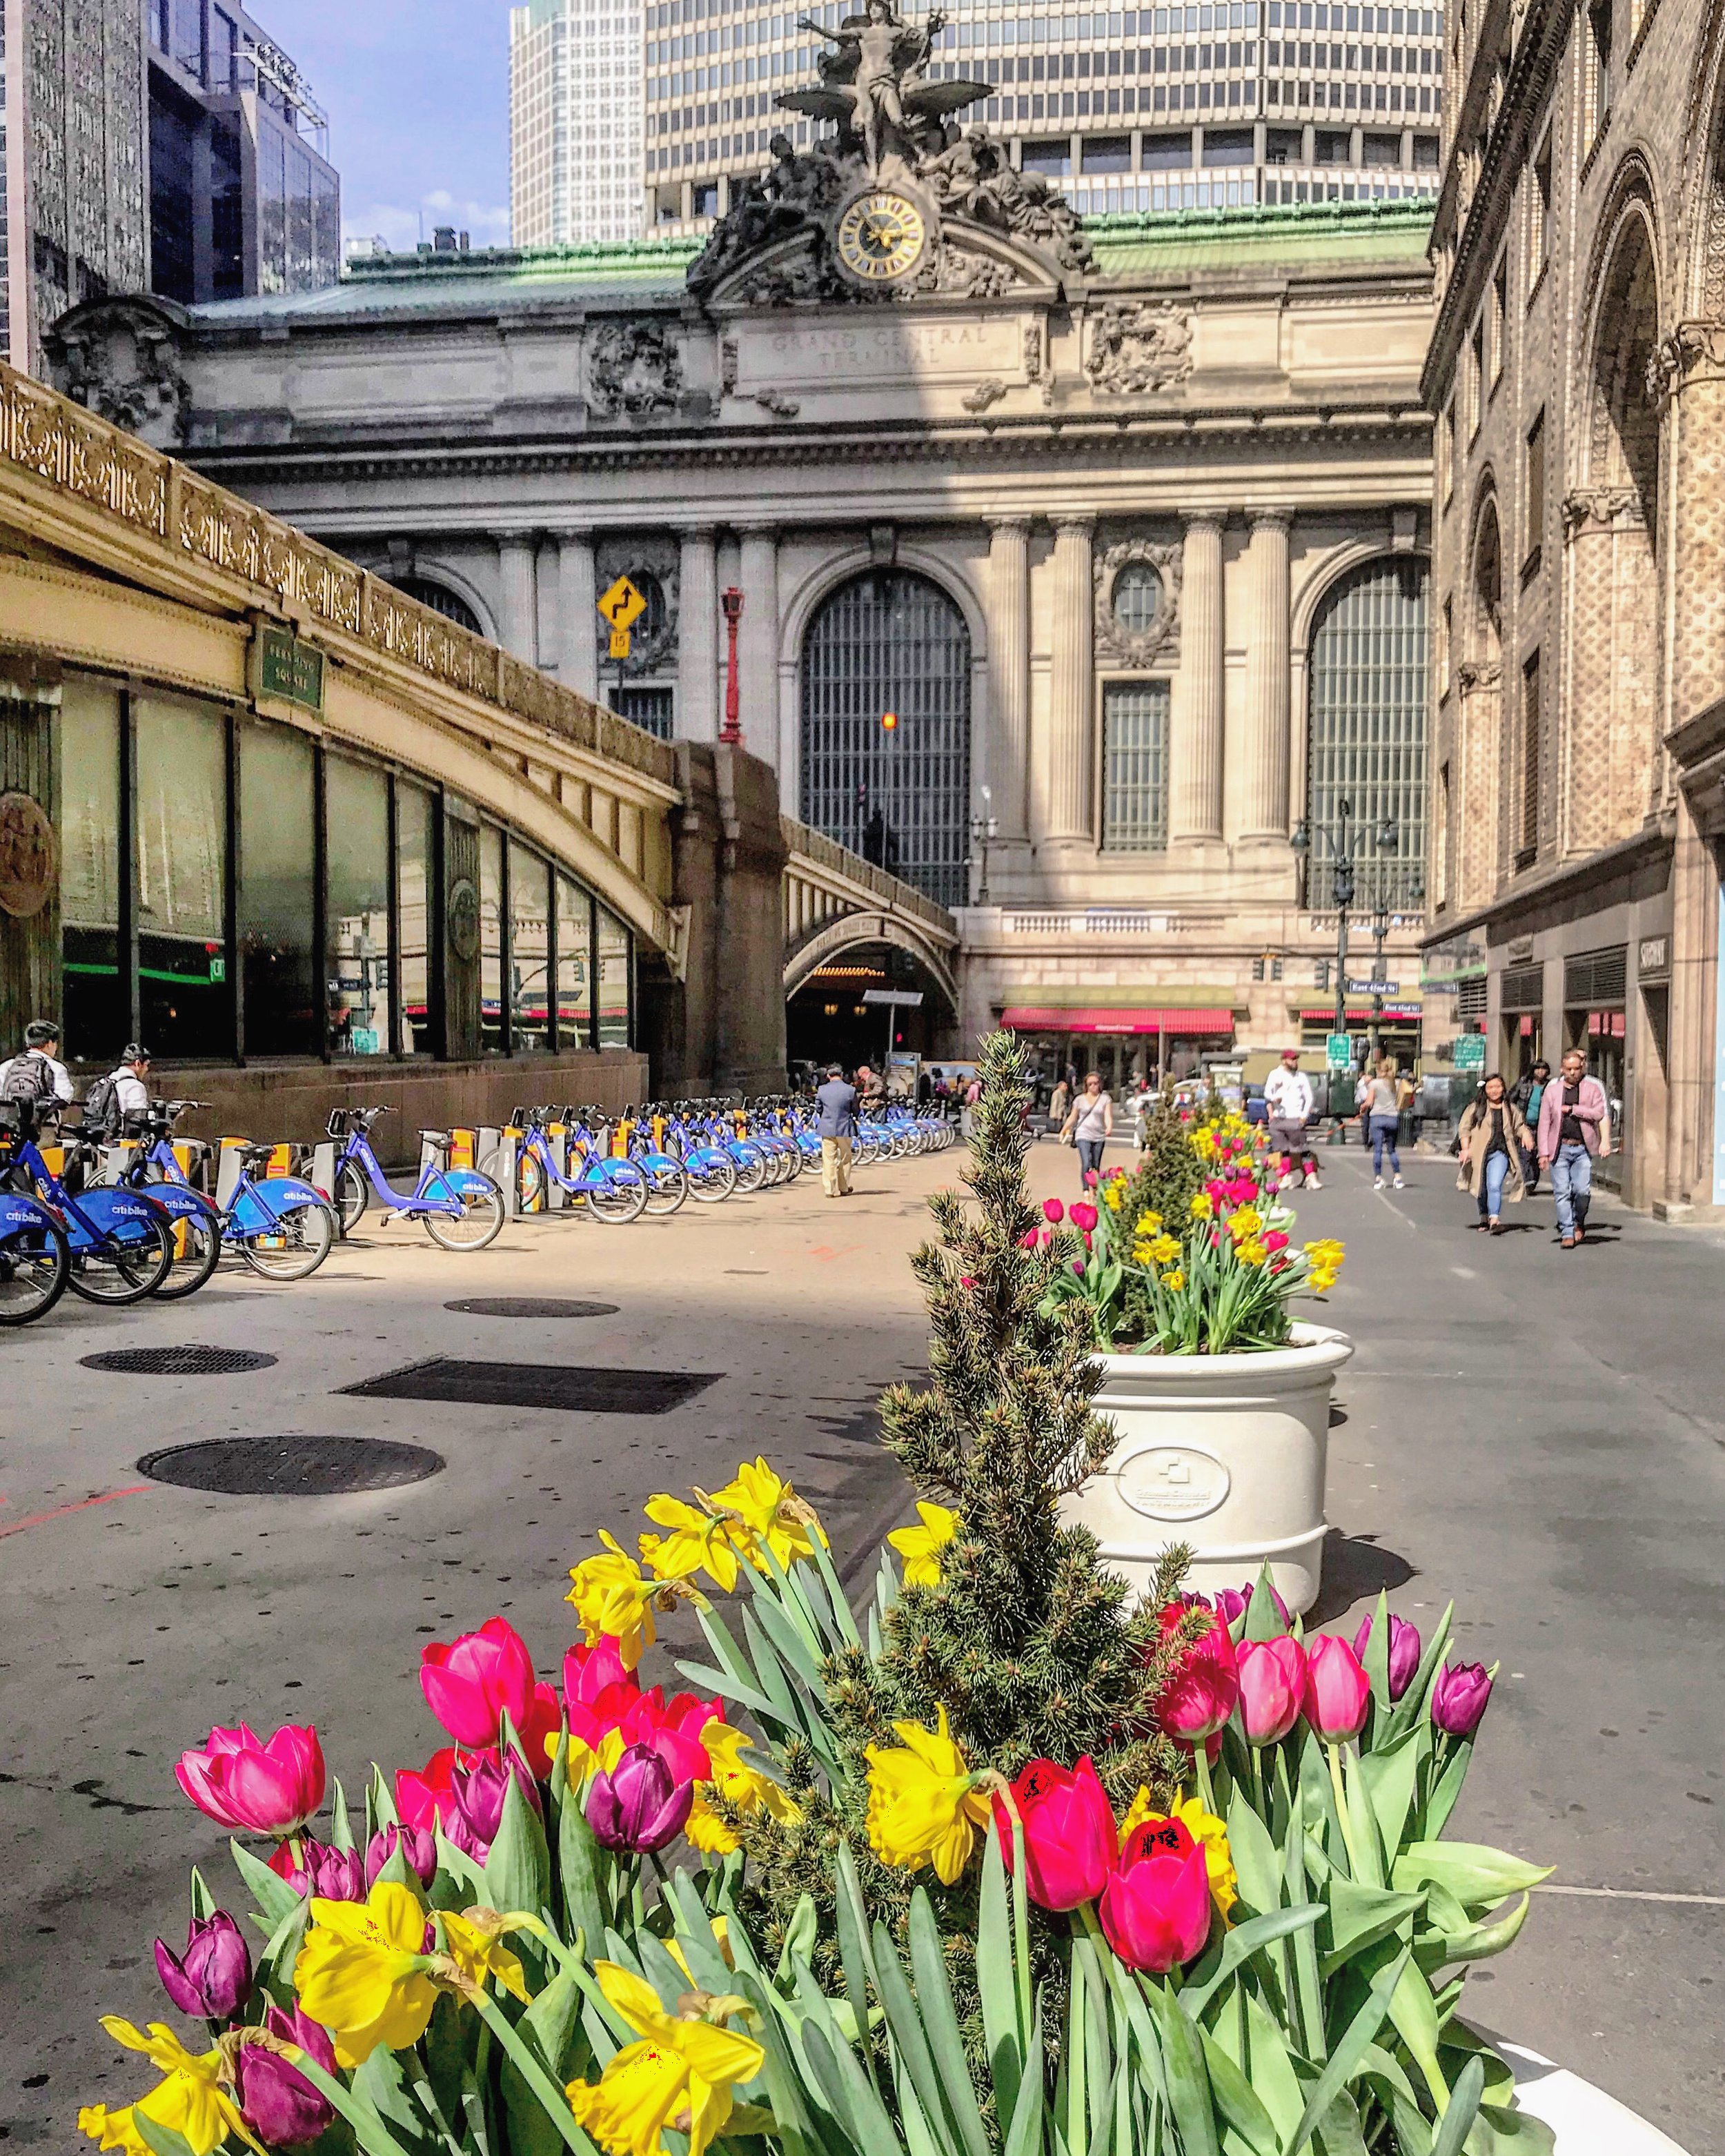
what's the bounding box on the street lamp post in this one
[967,785,998,904]
[1291,799,1397,1073]
[719,588,744,746]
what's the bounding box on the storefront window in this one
[595,904,632,1047]
[480,823,505,1054]
[325,758,391,1056]
[239,720,316,1056]
[137,693,231,1060]
[59,680,124,1063]
[556,876,593,1049]
[397,782,434,1055]
[509,843,551,1051]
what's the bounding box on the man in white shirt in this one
[109,1045,154,1127]
[1263,1048,1321,1189]
[0,1018,75,1121]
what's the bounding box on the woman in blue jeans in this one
[1359,1058,1405,1189]
[1063,1070,1114,1186]
[1455,1073,1534,1232]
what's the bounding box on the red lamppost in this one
[720,586,744,745]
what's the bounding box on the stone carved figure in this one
[586,318,684,416]
[924,124,1094,272]
[1085,299,1194,394]
[47,295,191,448]
[1093,537,1183,669]
[788,2,985,174]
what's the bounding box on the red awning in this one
[999,1007,1234,1035]
[1299,1007,1423,1022]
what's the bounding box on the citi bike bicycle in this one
[0,1140,70,1324]
[0,1116,174,1304]
[119,1100,337,1285]
[327,1107,506,1249]
[511,1107,649,1224]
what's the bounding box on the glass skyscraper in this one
[511,0,646,246]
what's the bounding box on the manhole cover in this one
[81,1346,279,1376]
[338,1357,716,1415]
[137,1435,444,1496]
[443,1297,620,1318]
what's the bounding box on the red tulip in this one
[1235,1636,1308,1744]
[1303,1634,1371,1741]
[518,1681,563,1776]
[395,1745,465,1836]
[1043,1198,1066,1224]
[996,1756,1116,1910]
[420,1616,536,1748]
[1155,1604,1240,1741]
[1099,1817,1213,1972]
[1070,1201,1099,1232]
[176,1723,326,1837]
[616,1687,722,1783]
[564,1636,633,1708]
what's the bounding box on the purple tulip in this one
[278,1836,366,1902]
[453,1750,541,1848]
[235,2003,337,2147]
[586,1739,695,1853]
[1212,1581,1292,1628]
[364,1821,437,1889]
[153,1910,252,2021]
[1354,1612,1423,1701]
[1432,1661,1494,1737]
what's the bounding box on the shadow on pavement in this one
[1308,1527,1418,1626]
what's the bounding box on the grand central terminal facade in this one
[52,70,1441,1084]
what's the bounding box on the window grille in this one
[1499,963,1544,1011]
[1564,947,1628,1007]
[799,570,971,906]
[1101,680,1170,851]
[1305,555,1429,913]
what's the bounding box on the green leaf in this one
[1416,1741,1475,1844]
[1386,1952,1448,2108]
[188,1866,216,1923]
[1002,2018,1047,2156]
[1243,1991,1306,2142]
[1245,1563,1291,1639]
[130,2113,197,2156]
[1145,1977,1221,2156]
[801,2010,903,2156]
[1390,1844,1553,1910]
[1313,2086,1371,2156]
[907,1892,994,2156]
[976,1826,1024,2128]
[254,1894,311,2001]
[1359,1592,1392,1709]
[1466,2103,1558,2154]
[1198,2024,1280,2156]
[1181,1905,1324,2016]
[484,1767,551,1918]
[557,1784,610,1947]
[776,1894,820,1986]
[1428,1893,1532,1966]
[1357,1726,1424,1862]
[1430,2057,1487,2156]
[1384,1604,1454,1746]
[331,1776,355,1853]
[1224,1781,1283,1918]
[832,1841,885,2100]
[1286,1947,1410,2155]
[228,1837,304,1930]
[1321,1879,1426,1976]
[354,2036,433,2140]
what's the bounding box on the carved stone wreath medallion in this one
[1094,538,1183,669]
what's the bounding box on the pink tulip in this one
[1353,1612,1422,1702]
[1071,1260,1085,1280]
[563,1636,633,1709]
[1263,1229,1290,1254]
[1155,1603,1240,1741]
[420,1616,536,1748]
[1099,1818,1213,1972]
[1303,1634,1372,1741]
[176,1723,326,1837]
[1043,1198,1066,1224]
[1083,1169,1099,1188]
[1235,1636,1308,1744]
[996,1756,1116,1911]
[1018,1229,1041,1249]
[1070,1201,1098,1232]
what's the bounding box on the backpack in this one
[80,1073,121,1139]
[0,1053,52,1136]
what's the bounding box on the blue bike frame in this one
[335,1129,495,1218]
[521,1122,646,1198]
[13,1137,166,1254]
[136,1135,328,1244]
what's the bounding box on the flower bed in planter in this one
[76,1036,1625,2156]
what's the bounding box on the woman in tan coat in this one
[1455,1071,1535,1233]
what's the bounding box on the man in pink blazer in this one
[1537,1047,1610,1248]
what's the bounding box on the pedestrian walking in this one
[1512,1058,1550,1193]
[1062,1069,1113,1185]
[1455,1071,1533,1233]
[814,1062,857,1198]
[1359,1055,1406,1189]
[0,1018,73,1131]
[1046,1074,1070,1132]
[1263,1048,1321,1189]
[79,1044,153,1142]
[1537,1047,1609,1248]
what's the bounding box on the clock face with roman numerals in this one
[834,191,928,285]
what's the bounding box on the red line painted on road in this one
[0,1485,149,1540]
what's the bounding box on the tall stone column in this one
[555,529,598,702]
[736,525,779,764]
[1655,324,1725,731]
[678,524,719,742]
[1046,514,1095,842]
[1239,507,1294,842]
[495,532,539,664]
[987,515,1032,838]
[1171,509,1225,844]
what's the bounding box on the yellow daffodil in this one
[1310,1268,1339,1294]
[568,1532,667,1668]
[1226,1205,1263,1239]
[702,1458,828,1572]
[566,1961,765,2156]
[1116,1791,1237,1920]
[88,2022,261,2156]
[865,1704,992,1885]
[638,1493,741,1592]
[1103,1182,1124,1210]
[887,1501,960,1588]
[293,1881,438,2068]
[1190,1191,1214,1218]
[1304,1238,1345,1268]
[1147,1233,1181,1265]
[1237,1238,1270,1267]
[1161,1270,1185,1292]
[440,1910,531,2003]
[686,1722,802,1852]
[1134,1209,1164,1234]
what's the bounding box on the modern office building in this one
[511,0,646,246]
[144,0,339,304]
[0,0,150,373]
[642,0,1444,235]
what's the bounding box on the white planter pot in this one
[1060,1322,1354,1616]
[1497,2034,1690,2153]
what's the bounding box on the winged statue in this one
[779,1,993,173]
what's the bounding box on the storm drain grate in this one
[443,1297,620,1319]
[82,1346,279,1376]
[337,1357,716,1415]
[138,1434,444,1496]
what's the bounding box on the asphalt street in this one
[2,1127,1721,2150]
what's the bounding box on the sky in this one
[264,0,515,253]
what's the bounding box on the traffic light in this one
[1314,959,1330,991]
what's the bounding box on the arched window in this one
[1305,556,1430,913]
[800,569,972,906]
[390,574,484,637]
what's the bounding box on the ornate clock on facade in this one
[833,190,929,286]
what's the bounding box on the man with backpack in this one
[81,1045,153,1140]
[0,1019,73,1128]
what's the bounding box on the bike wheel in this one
[515,1147,548,1215]
[730,1149,766,1195]
[151,1209,223,1300]
[335,1161,370,1238]
[586,1170,647,1225]
[687,1154,736,1202]
[424,1178,506,1252]
[642,1163,688,1216]
[0,1214,70,1325]
[239,1196,337,1280]
[68,1210,175,1305]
